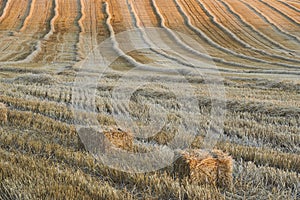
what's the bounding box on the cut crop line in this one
[211,0,300,61]
[44,0,59,40]
[218,0,299,56]
[17,0,33,31]
[74,0,83,62]
[0,0,10,23]
[278,0,300,12]
[259,0,300,25]
[0,0,8,18]
[19,0,35,32]
[0,0,56,64]
[104,1,196,74]
[150,0,269,70]
[197,0,300,64]
[127,0,218,71]
[175,0,300,69]
[240,0,300,44]
[177,0,274,63]
[129,0,264,74]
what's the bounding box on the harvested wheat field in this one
[0,0,299,199]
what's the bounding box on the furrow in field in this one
[0,148,134,199]
[0,0,29,57]
[0,0,33,62]
[127,0,214,71]
[0,0,7,17]
[218,142,300,172]
[175,0,300,69]
[128,0,300,74]
[218,0,299,56]
[104,1,174,73]
[225,0,300,52]
[0,0,54,63]
[17,0,33,31]
[44,0,59,40]
[131,0,159,27]
[201,0,300,63]
[20,0,55,35]
[286,0,300,10]
[74,0,83,62]
[240,0,300,43]
[260,0,300,25]
[178,0,242,50]
[0,0,27,30]
[278,0,300,12]
[77,0,88,59]
[151,0,269,71]
[32,0,81,64]
[107,0,133,33]
[78,0,107,59]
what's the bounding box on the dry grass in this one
[0,0,299,199]
[0,102,7,124]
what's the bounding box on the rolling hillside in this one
[0,0,299,199]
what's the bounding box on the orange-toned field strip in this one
[0,0,298,73]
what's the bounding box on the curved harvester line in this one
[0,0,35,62]
[259,0,300,25]
[44,0,59,41]
[77,0,87,59]
[36,0,81,64]
[76,0,104,63]
[0,0,27,31]
[218,0,298,56]
[0,0,56,64]
[286,0,300,10]
[277,0,300,13]
[127,0,210,70]
[153,0,287,71]
[196,0,300,64]
[78,0,86,34]
[73,0,83,62]
[127,0,265,74]
[176,0,276,64]
[19,0,35,32]
[150,0,272,70]
[0,0,10,23]
[104,2,144,68]
[0,0,8,17]
[174,0,300,69]
[104,1,224,74]
[17,0,33,31]
[208,0,300,61]
[128,0,197,67]
[240,0,300,44]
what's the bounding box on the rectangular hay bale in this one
[78,127,134,152]
[173,149,233,188]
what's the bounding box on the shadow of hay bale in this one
[0,103,8,124]
[173,149,233,188]
[77,127,133,152]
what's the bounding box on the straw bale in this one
[174,149,233,188]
